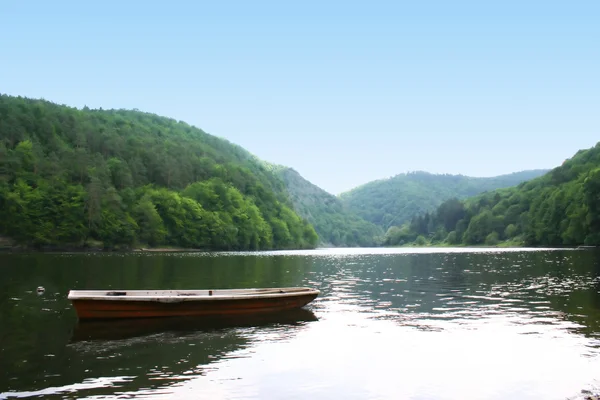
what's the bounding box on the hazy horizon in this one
[1,0,598,194]
[283,164,554,195]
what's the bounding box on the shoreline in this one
[393,242,597,250]
[0,244,595,254]
[0,242,209,253]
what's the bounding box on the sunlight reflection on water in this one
[1,248,599,400]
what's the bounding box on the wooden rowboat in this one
[68,287,320,320]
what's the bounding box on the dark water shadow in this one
[71,308,318,342]
[0,309,318,399]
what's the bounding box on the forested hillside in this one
[386,142,600,247]
[0,95,318,250]
[339,170,548,229]
[271,166,383,246]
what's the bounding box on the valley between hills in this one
[2,94,598,250]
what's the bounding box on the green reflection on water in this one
[1,249,599,398]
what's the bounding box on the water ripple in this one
[1,248,600,399]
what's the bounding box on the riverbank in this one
[397,240,525,249]
[393,241,596,251]
[0,236,205,253]
[133,247,205,252]
[0,238,311,253]
[0,245,212,253]
[1,235,593,253]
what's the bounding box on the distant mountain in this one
[270,166,384,246]
[339,170,549,229]
[396,142,600,247]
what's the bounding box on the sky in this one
[1,1,599,194]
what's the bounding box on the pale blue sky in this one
[1,1,599,194]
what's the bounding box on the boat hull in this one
[69,289,319,320]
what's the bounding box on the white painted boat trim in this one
[68,287,320,303]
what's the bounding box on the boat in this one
[68,287,320,320]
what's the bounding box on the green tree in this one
[445,231,459,244]
[133,198,167,246]
[504,224,518,238]
[485,232,499,246]
[0,94,319,250]
[415,235,427,246]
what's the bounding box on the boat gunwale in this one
[67,287,320,302]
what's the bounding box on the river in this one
[1,248,599,399]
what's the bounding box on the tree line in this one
[272,166,384,247]
[384,143,600,247]
[0,95,318,250]
[339,170,547,230]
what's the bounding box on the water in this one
[1,248,600,399]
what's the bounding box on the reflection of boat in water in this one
[68,287,319,320]
[63,308,318,399]
[71,307,318,342]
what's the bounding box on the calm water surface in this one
[1,248,600,399]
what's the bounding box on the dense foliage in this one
[0,95,318,250]
[385,143,600,247]
[339,170,548,229]
[271,166,383,246]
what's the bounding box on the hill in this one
[270,166,383,246]
[339,170,549,229]
[0,94,318,250]
[388,142,600,247]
